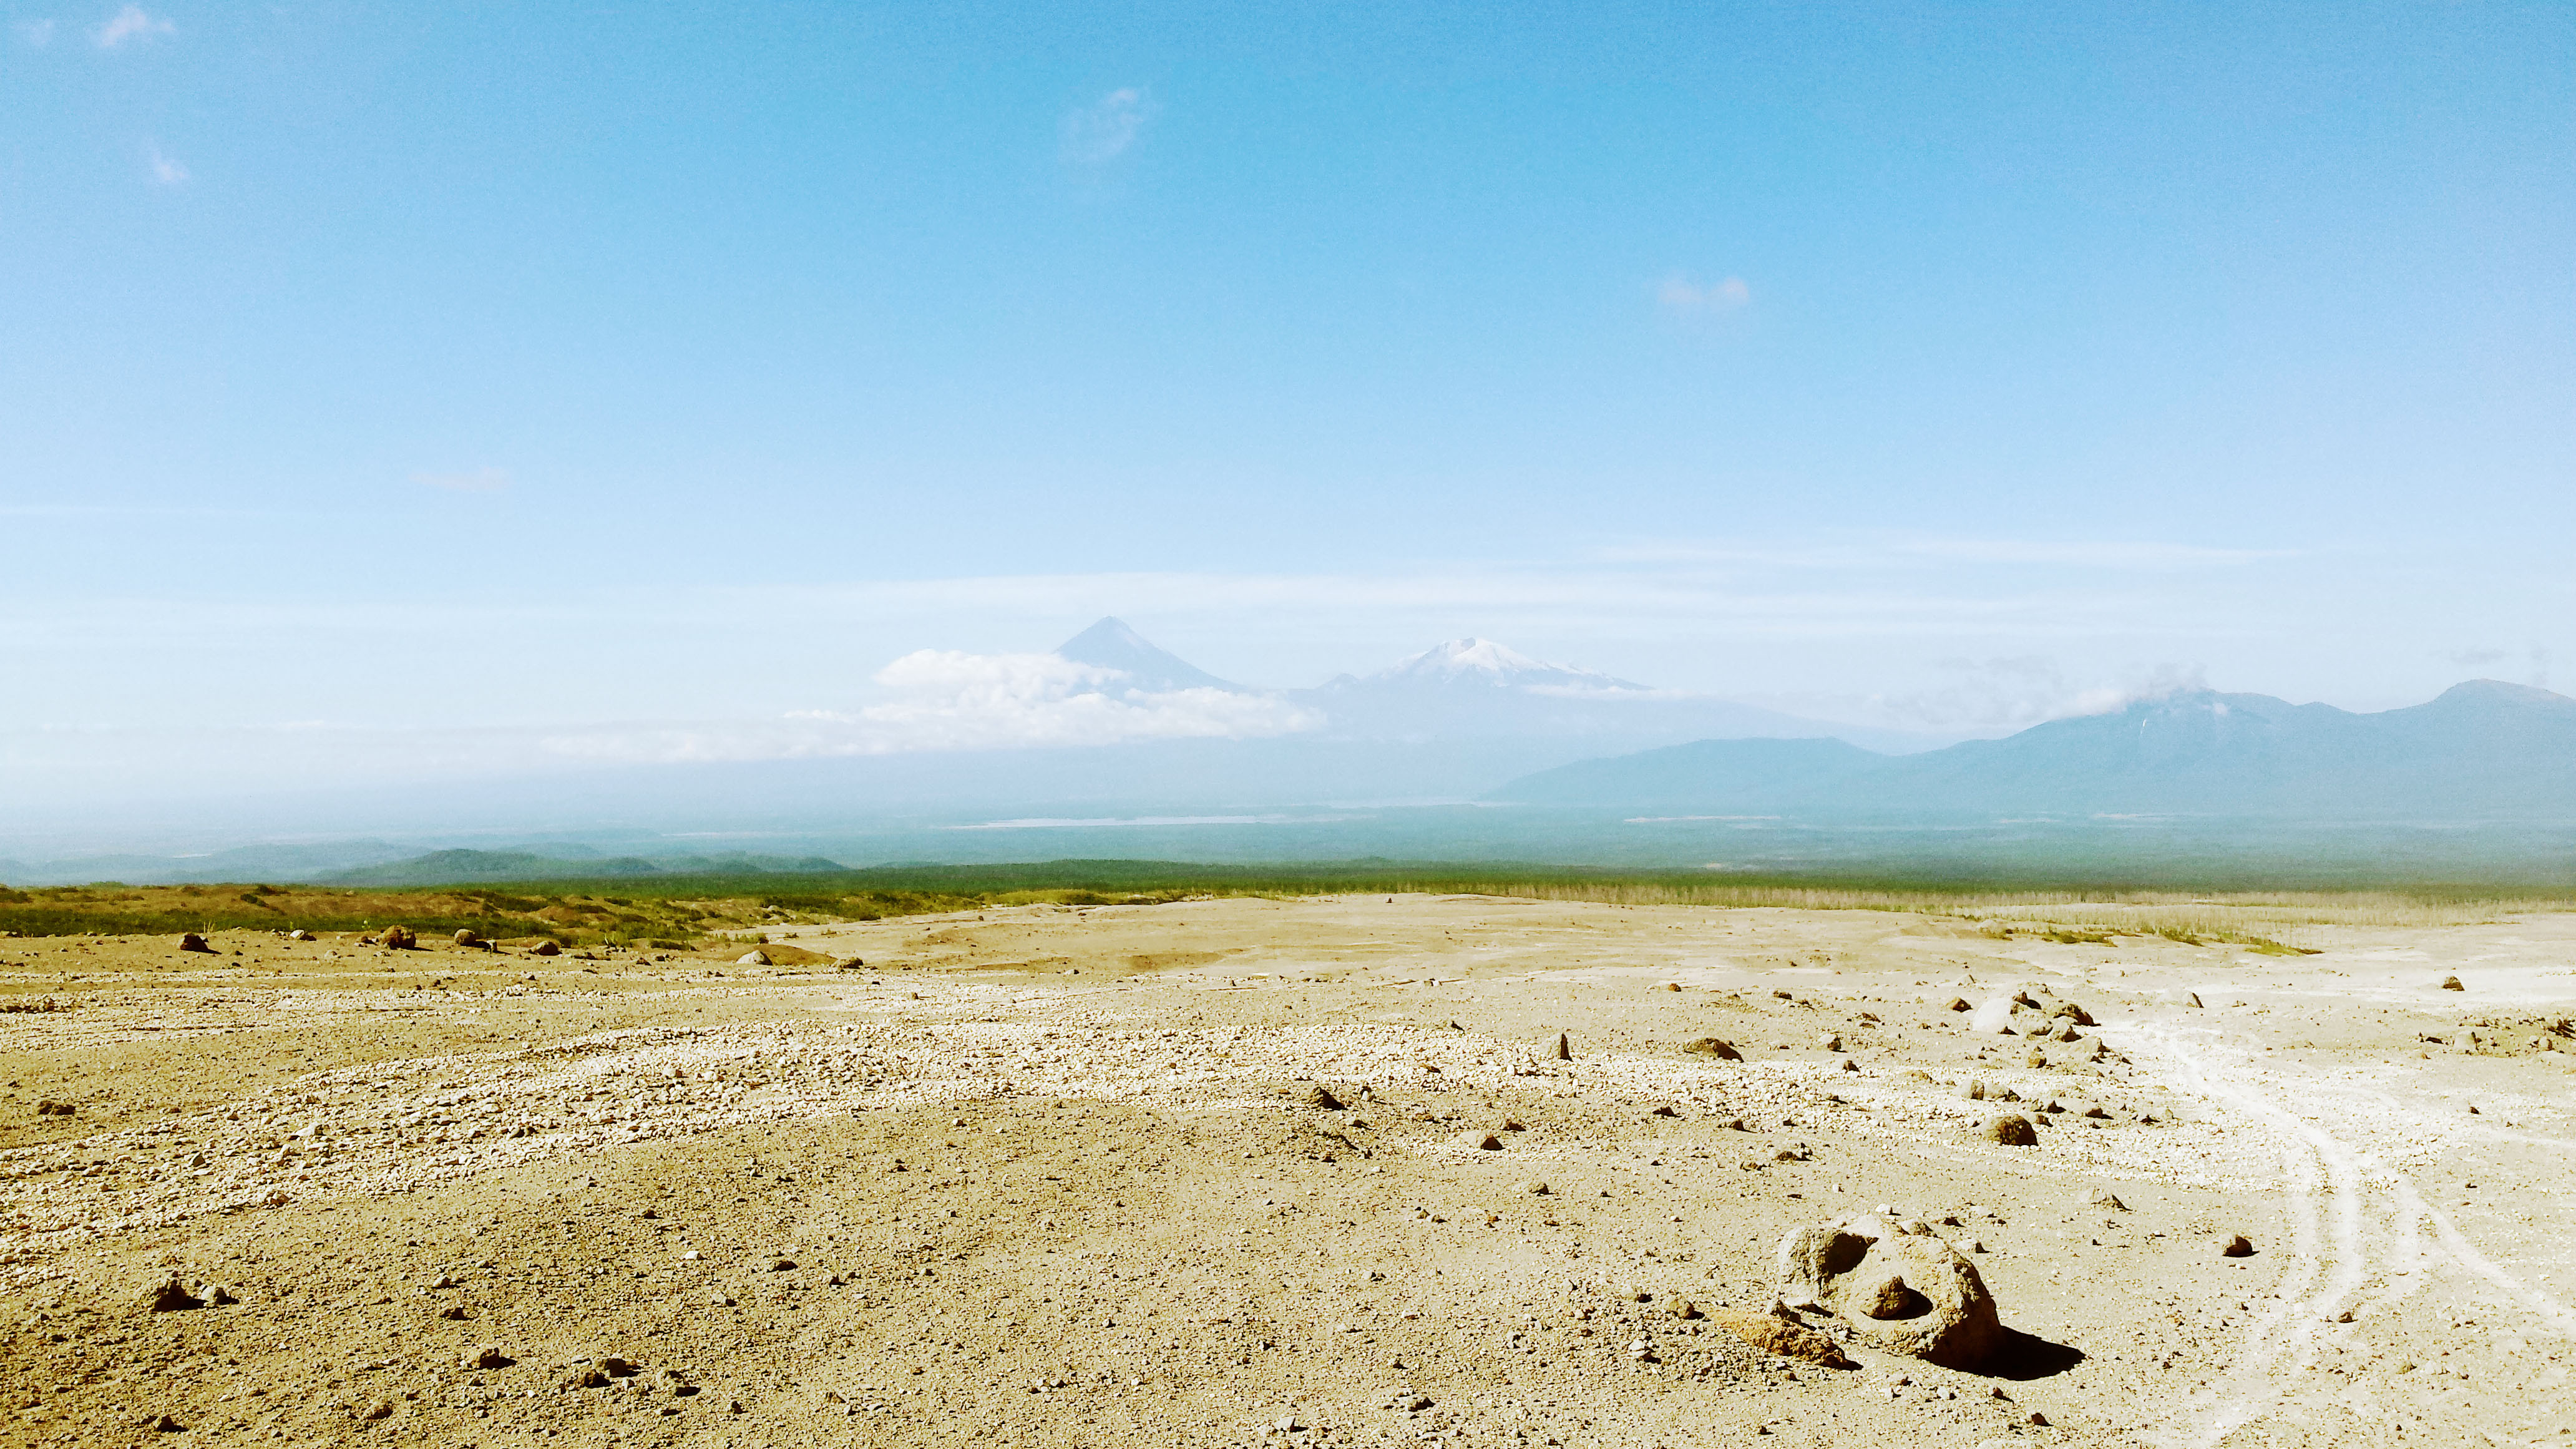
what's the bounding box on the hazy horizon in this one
[7,2,2571,839]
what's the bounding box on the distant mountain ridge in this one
[1490,680,2576,822]
[320,849,852,885]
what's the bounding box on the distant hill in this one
[321,850,668,884]
[1490,681,2576,822]
[319,849,849,886]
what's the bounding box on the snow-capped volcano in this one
[1295,635,1889,745]
[1372,638,1647,692]
[1035,620,1939,760]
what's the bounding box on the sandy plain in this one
[3,894,2573,1449]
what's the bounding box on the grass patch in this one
[2,860,2566,945]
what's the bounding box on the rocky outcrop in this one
[1775,1217,2004,1369]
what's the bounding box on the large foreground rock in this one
[1776,1217,2004,1370]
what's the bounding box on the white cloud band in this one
[540,650,1322,764]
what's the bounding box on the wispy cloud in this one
[19,17,57,45]
[146,144,187,185]
[93,3,170,47]
[1595,535,2297,572]
[545,649,1320,764]
[1060,87,1154,165]
[1894,539,2295,569]
[1853,657,2209,733]
[411,466,509,493]
[1656,273,1750,315]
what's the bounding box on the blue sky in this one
[4,1,2571,785]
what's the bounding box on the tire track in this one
[2123,1020,2576,1447]
[2126,1022,2367,1447]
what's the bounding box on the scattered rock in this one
[177,932,213,954]
[770,1258,798,1272]
[35,1099,75,1116]
[1944,997,1971,1012]
[1981,1115,2038,1146]
[1683,1038,1742,1060]
[2186,992,2203,1008]
[464,1345,515,1370]
[1302,1085,1345,1111]
[1462,1131,1503,1151]
[1837,1056,1860,1073]
[2089,1190,2128,1211]
[738,951,772,967]
[1673,1299,1702,1320]
[2221,1234,2255,1258]
[1553,1032,1572,1061]
[2441,976,2464,992]
[2024,1050,2047,1069]
[381,925,416,950]
[1968,998,2017,1034]
[202,1284,239,1306]
[529,939,560,957]
[361,1400,395,1421]
[1710,1304,1855,1368]
[1818,1034,1843,1051]
[1860,1277,1932,1319]
[147,1414,186,1433]
[286,929,315,941]
[564,1367,611,1390]
[1777,1218,2004,1369]
[145,1276,203,1313]
[1517,1180,1549,1195]
[1961,1079,1988,1101]
[452,929,484,948]
[2051,1002,2096,1027]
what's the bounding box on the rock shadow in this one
[1985,1327,2084,1380]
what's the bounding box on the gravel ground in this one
[3,894,2571,1448]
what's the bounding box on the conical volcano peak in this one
[1054,617,1238,693]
